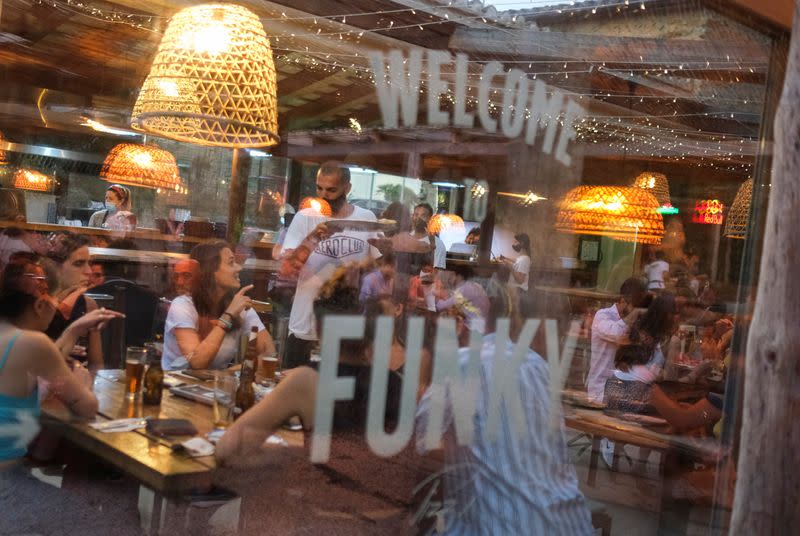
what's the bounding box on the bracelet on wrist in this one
[221,311,235,322]
[215,317,234,332]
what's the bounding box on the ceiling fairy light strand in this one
[34,0,660,35]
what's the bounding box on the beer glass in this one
[124,346,147,399]
[213,373,237,429]
[259,353,279,383]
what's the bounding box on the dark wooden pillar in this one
[226,148,251,244]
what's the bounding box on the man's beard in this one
[414,219,428,233]
[328,193,347,213]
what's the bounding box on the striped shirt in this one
[415,333,593,535]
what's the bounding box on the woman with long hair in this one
[630,292,678,352]
[604,293,678,412]
[0,253,100,463]
[162,240,275,370]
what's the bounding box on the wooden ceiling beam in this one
[449,28,770,65]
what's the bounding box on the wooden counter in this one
[0,220,276,257]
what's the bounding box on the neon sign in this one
[692,199,724,225]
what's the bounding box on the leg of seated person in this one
[284,334,313,369]
[216,367,318,465]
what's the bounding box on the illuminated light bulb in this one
[179,18,232,55]
[300,197,332,217]
[158,80,180,98]
[132,151,153,167]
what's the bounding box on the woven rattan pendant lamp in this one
[100,143,184,192]
[724,178,753,239]
[632,171,671,208]
[556,185,664,244]
[0,131,8,166]
[14,169,54,192]
[428,213,465,235]
[131,3,279,148]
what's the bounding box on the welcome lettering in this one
[368,49,583,166]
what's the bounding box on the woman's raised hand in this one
[69,307,125,337]
[225,284,254,317]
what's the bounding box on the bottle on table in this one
[234,327,258,417]
[142,343,164,405]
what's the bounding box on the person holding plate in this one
[278,162,380,369]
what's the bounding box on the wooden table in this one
[564,405,724,487]
[40,369,301,533]
[535,285,619,302]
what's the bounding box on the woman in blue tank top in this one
[0,253,101,462]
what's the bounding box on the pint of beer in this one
[125,347,147,398]
[259,354,279,381]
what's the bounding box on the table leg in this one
[610,442,624,483]
[588,435,601,487]
[137,485,242,535]
[138,485,168,535]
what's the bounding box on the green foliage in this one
[377,183,419,203]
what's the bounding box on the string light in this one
[34,0,660,36]
[30,0,755,172]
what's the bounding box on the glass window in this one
[0,1,789,534]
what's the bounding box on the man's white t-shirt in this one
[412,233,447,269]
[161,295,265,371]
[282,205,379,341]
[507,254,531,291]
[644,260,669,289]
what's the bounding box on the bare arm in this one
[256,328,276,355]
[216,366,318,464]
[174,285,254,369]
[174,326,230,369]
[24,332,98,418]
[55,305,124,374]
[279,223,330,279]
[650,384,721,432]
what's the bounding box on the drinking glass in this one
[213,373,237,429]
[124,346,147,399]
[259,353,279,384]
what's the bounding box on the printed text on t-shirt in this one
[314,236,367,259]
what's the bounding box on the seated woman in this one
[0,253,99,464]
[604,344,659,413]
[162,240,275,371]
[45,233,109,373]
[215,263,432,464]
[604,294,678,412]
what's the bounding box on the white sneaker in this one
[600,438,615,468]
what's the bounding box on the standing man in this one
[501,233,532,316]
[410,203,446,270]
[280,162,379,368]
[586,277,648,402]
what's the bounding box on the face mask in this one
[512,244,521,252]
[327,193,347,214]
[105,201,118,212]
